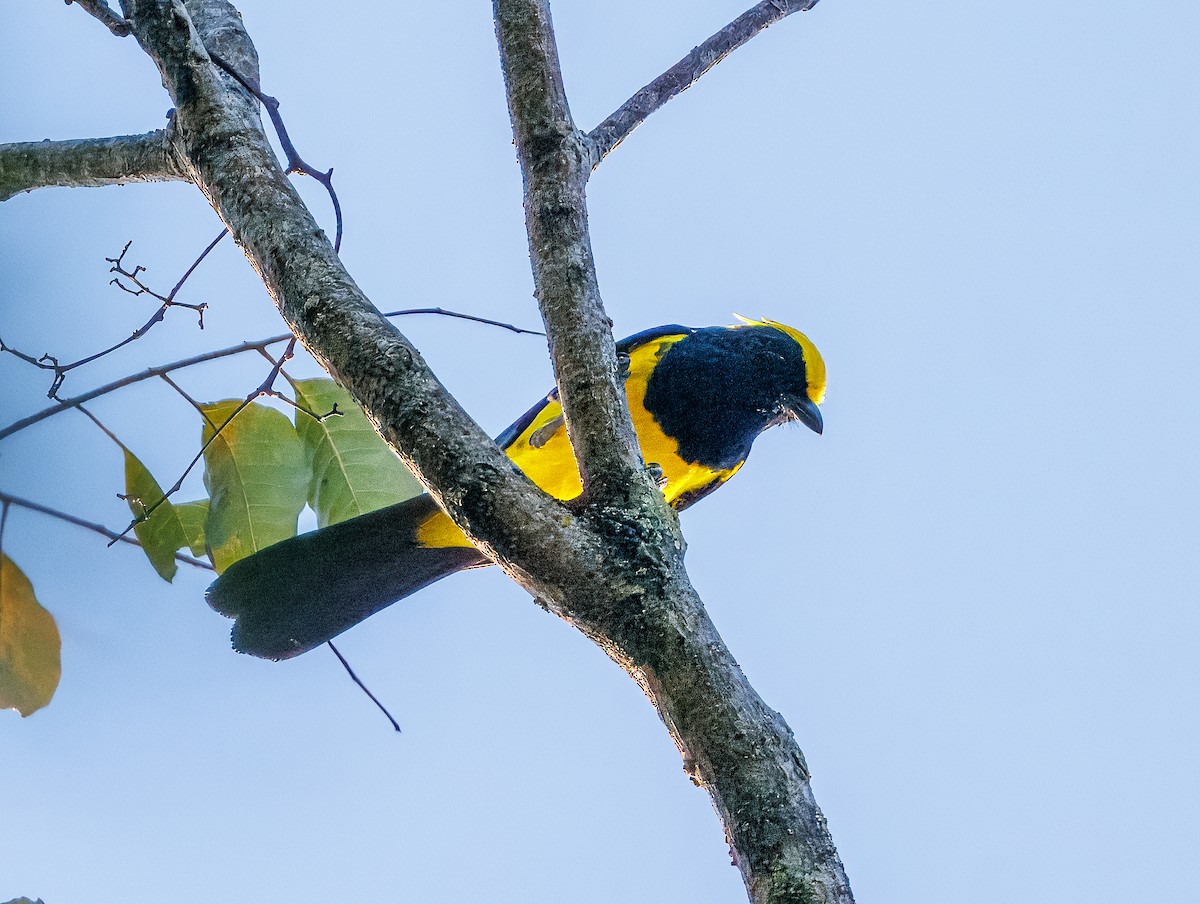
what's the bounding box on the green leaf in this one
[201,400,308,574]
[174,500,210,558]
[0,554,61,717]
[123,449,191,582]
[294,378,423,527]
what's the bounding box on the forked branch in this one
[493,0,656,509]
[588,0,821,165]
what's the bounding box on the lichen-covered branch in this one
[0,130,187,202]
[493,0,655,509]
[497,3,852,902]
[588,0,821,165]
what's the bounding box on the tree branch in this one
[0,491,212,570]
[66,0,133,37]
[494,4,851,902]
[0,130,187,202]
[587,0,821,166]
[493,0,656,509]
[0,335,286,442]
[0,309,537,443]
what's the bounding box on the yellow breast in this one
[415,333,740,549]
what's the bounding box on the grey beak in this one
[791,395,824,435]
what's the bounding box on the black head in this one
[642,320,826,470]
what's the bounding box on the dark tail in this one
[206,494,489,660]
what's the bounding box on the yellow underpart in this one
[732,315,826,405]
[415,332,743,549]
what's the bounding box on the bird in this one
[207,318,826,660]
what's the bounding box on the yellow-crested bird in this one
[207,318,826,659]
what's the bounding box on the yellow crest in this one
[732,315,827,405]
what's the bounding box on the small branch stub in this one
[65,0,132,37]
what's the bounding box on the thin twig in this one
[0,491,213,570]
[207,50,344,252]
[74,403,125,450]
[0,337,288,442]
[64,0,131,38]
[0,241,210,399]
[108,338,298,543]
[75,404,166,521]
[158,372,209,415]
[106,239,208,322]
[108,396,250,543]
[167,229,227,300]
[257,341,339,421]
[1,309,540,442]
[587,0,821,166]
[382,306,545,337]
[328,641,402,733]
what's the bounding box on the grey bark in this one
[7,1,854,899]
[492,7,852,900]
[66,0,133,37]
[0,131,187,202]
[493,0,657,510]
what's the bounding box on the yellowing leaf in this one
[124,449,191,582]
[174,500,210,558]
[0,554,61,717]
[201,400,308,574]
[293,379,424,527]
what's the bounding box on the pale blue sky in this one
[2,2,1197,902]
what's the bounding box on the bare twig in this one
[328,642,402,733]
[381,307,544,337]
[258,341,340,421]
[107,239,209,324]
[0,337,288,442]
[157,372,209,415]
[0,130,185,202]
[587,0,821,166]
[207,51,344,252]
[0,309,540,442]
[0,491,213,570]
[0,240,213,398]
[167,229,228,299]
[64,0,132,37]
[74,403,125,450]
